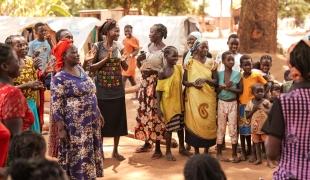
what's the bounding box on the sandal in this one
[135,143,153,153]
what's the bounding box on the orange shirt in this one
[239,72,267,104]
[122,36,139,77]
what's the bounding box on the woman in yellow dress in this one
[183,41,218,154]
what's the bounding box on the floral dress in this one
[14,57,41,133]
[50,67,104,179]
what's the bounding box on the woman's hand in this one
[26,81,45,90]
[194,78,206,88]
[137,52,146,62]
[85,47,97,63]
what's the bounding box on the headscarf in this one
[52,38,73,72]
[184,31,202,66]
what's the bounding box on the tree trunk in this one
[237,0,278,53]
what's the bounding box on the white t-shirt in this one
[215,52,242,72]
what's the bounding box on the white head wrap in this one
[183,31,202,66]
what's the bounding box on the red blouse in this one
[0,83,34,130]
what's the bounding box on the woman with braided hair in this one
[89,19,129,161]
[134,24,167,159]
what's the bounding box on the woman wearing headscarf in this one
[89,19,128,161]
[183,41,217,154]
[183,31,212,66]
[134,24,167,159]
[50,38,104,179]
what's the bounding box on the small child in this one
[259,55,274,81]
[156,46,191,161]
[239,55,267,160]
[184,154,227,180]
[122,25,140,99]
[282,69,294,93]
[216,51,242,163]
[253,55,274,95]
[245,84,271,166]
[270,83,281,103]
[7,131,46,166]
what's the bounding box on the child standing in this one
[216,51,242,163]
[156,46,191,161]
[216,34,242,72]
[245,84,271,165]
[239,55,267,160]
[28,22,52,89]
[122,25,140,99]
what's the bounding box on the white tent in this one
[0,16,102,60]
[118,15,200,54]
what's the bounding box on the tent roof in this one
[0,16,102,51]
[118,15,199,54]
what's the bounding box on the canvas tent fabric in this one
[0,16,102,57]
[118,15,200,54]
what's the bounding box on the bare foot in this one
[254,160,262,165]
[216,154,230,162]
[231,155,240,163]
[135,143,153,153]
[166,153,176,161]
[179,149,192,157]
[248,155,256,163]
[266,161,276,169]
[112,152,126,161]
[152,152,163,159]
[240,153,246,161]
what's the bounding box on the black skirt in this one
[98,97,128,137]
[185,128,216,148]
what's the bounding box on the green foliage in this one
[65,0,192,16]
[279,0,310,26]
[0,0,71,16]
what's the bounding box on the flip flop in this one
[135,144,153,153]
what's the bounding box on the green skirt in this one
[27,99,40,133]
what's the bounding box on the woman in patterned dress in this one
[89,19,128,161]
[50,39,104,179]
[134,24,167,159]
[5,35,44,134]
[183,41,218,154]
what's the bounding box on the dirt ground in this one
[44,95,275,180]
[98,96,274,180]
[46,95,274,180]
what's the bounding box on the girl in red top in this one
[0,43,34,167]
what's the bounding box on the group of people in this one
[0,17,309,180]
